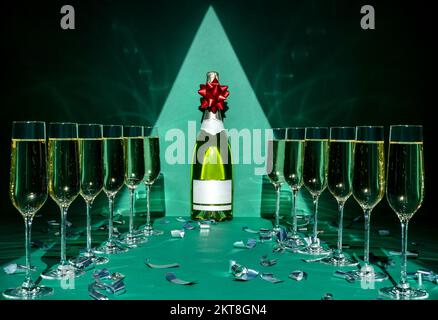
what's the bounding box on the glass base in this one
[144,229,164,236]
[297,242,331,256]
[119,232,147,248]
[140,225,164,236]
[379,285,429,300]
[40,264,85,280]
[3,285,53,300]
[69,254,108,267]
[287,232,306,246]
[348,267,388,282]
[97,241,128,254]
[320,254,359,267]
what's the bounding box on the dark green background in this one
[1,0,435,226]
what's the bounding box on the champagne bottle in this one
[191,71,233,221]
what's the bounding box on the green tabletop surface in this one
[1,202,437,300]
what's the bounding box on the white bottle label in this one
[193,180,232,211]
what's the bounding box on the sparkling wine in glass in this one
[98,125,128,254]
[141,126,163,236]
[380,125,427,299]
[3,121,53,299]
[42,122,84,280]
[321,127,358,266]
[283,127,305,245]
[70,124,108,266]
[266,128,286,233]
[119,125,147,247]
[349,126,388,282]
[298,127,331,256]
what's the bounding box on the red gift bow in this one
[198,78,230,113]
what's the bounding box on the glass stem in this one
[291,189,298,236]
[363,208,371,267]
[86,201,92,253]
[400,221,409,287]
[108,195,114,244]
[146,184,152,229]
[23,216,34,288]
[129,188,135,235]
[274,185,281,230]
[60,206,68,266]
[312,195,319,244]
[336,201,345,257]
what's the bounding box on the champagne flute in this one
[349,126,387,281]
[380,125,427,299]
[119,125,147,247]
[298,127,331,256]
[283,127,305,245]
[141,126,163,236]
[70,124,108,266]
[42,122,84,280]
[321,127,358,266]
[266,128,286,233]
[3,121,53,299]
[98,125,128,254]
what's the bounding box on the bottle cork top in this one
[206,71,219,83]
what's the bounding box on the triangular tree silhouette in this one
[156,6,271,217]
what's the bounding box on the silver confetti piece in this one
[109,272,126,281]
[242,226,260,234]
[3,263,36,275]
[176,217,188,223]
[229,260,259,281]
[171,229,185,238]
[93,268,111,279]
[407,270,438,284]
[259,232,273,242]
[260,255,277,267]
[88,283,109,300]
[198,222,211,229]
[322,293,334,300]
[183,222,196,230]
[233,238,257,249]
[289,270,308,281]
[378,229,390,236]
[261,273,283,284]
[106,279,126,295]
[145,259,180,269]
[93,281,108,290]
[388,250,418,257]
[165,272,197,285]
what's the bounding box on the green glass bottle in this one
[191,72,233,221]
